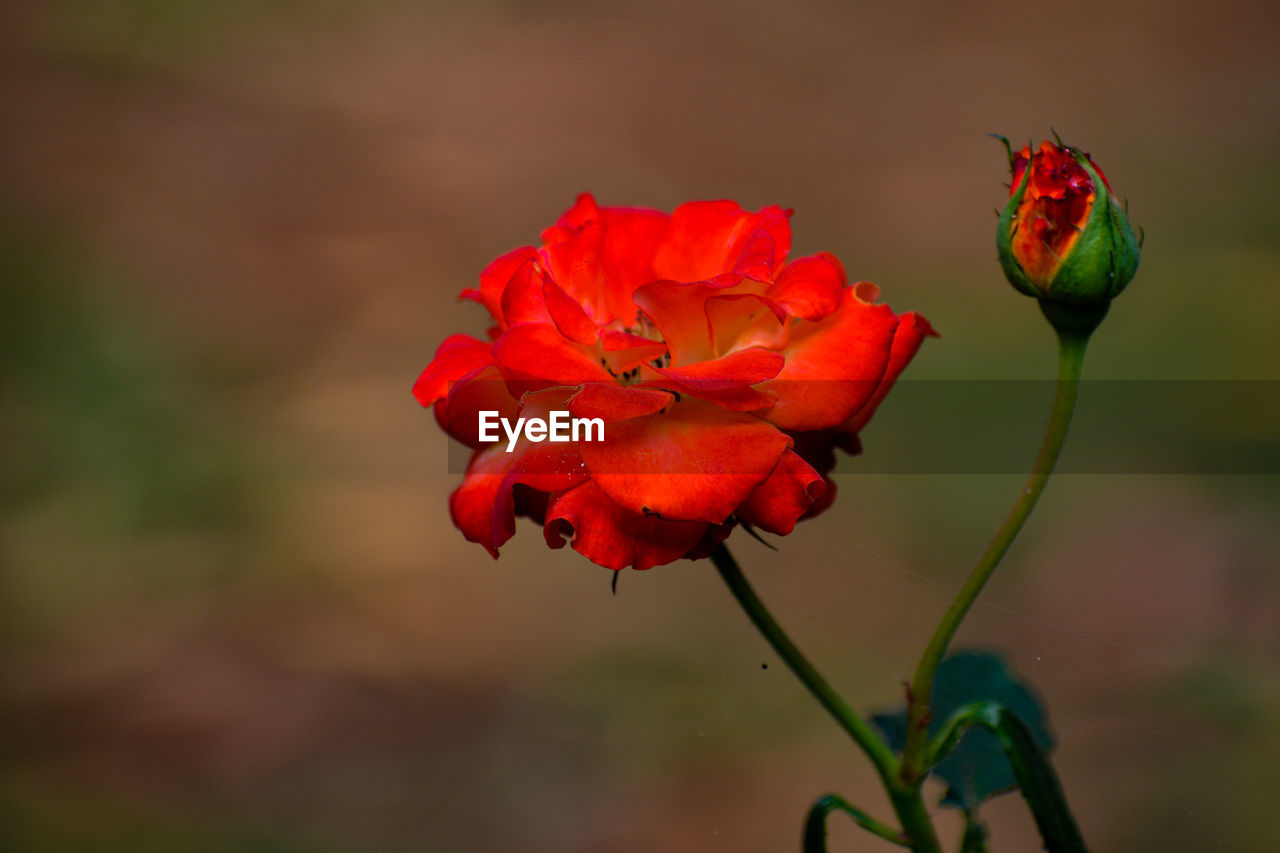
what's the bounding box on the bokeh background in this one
[2,1,1278,850]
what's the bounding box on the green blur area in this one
[2,1,1279,851]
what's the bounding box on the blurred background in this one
[2,1,1278,850]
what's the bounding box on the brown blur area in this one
[2,1,1278,851]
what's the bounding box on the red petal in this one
[599,329,668,374]
[499,258,552,327]
[643,346,783,411]
[450,450,516,557]
[759,286,899,431]
[651,201,743,282]
[567,383,675,421]
[448,389,589,556]
[497,260,599,346]
[652,201,791,283]
[735,450,826,535]
[748,205,792,271]
[785,428,860,477]
[778,430,859,522]
[653,346,784,385]
[549,192,601,231]
[543,278,599,344]
[539,218,608,322]
[450,440,588,558]
[641,378,773,412]
[460,246,537,327]
[493,323,613,389]
[769,253,846,321]
[681,522,735,560]
[436,363,520,448]
[539,195,670,325]
[730,229,778,281]
[543,481,709,570]
[632,277,738,365]
[843,311,937,433]
[580,398,791,523]
[413,334,494,407]
[598,205,669,318]
[705,293,789,357]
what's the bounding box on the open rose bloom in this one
[415,195,934,570]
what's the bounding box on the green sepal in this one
[995,144,1040,299]
[990,133,1015,171]
[1038,299,1109,341]
[1044,149,1141,304]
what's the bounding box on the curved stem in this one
[803,793,908,849]
[711,545,943,852]
[711,544,898,781]
[900,328,1090,780]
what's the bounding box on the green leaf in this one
[870,650,1054,809]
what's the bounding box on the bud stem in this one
[712,305,1095,852]
[900,319,1091,784]
[1038,300,1110,340]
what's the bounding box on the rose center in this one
[613,311,671,385]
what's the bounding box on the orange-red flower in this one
[415,195,934,570]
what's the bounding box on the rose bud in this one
[996,137,1141,309]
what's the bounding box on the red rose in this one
[414,195,934,570]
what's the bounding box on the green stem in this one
[959,809,989,853]
[711,545,942,852]
[900,326,1091,780]
[710,545,897,782]
[803,793,908,849]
